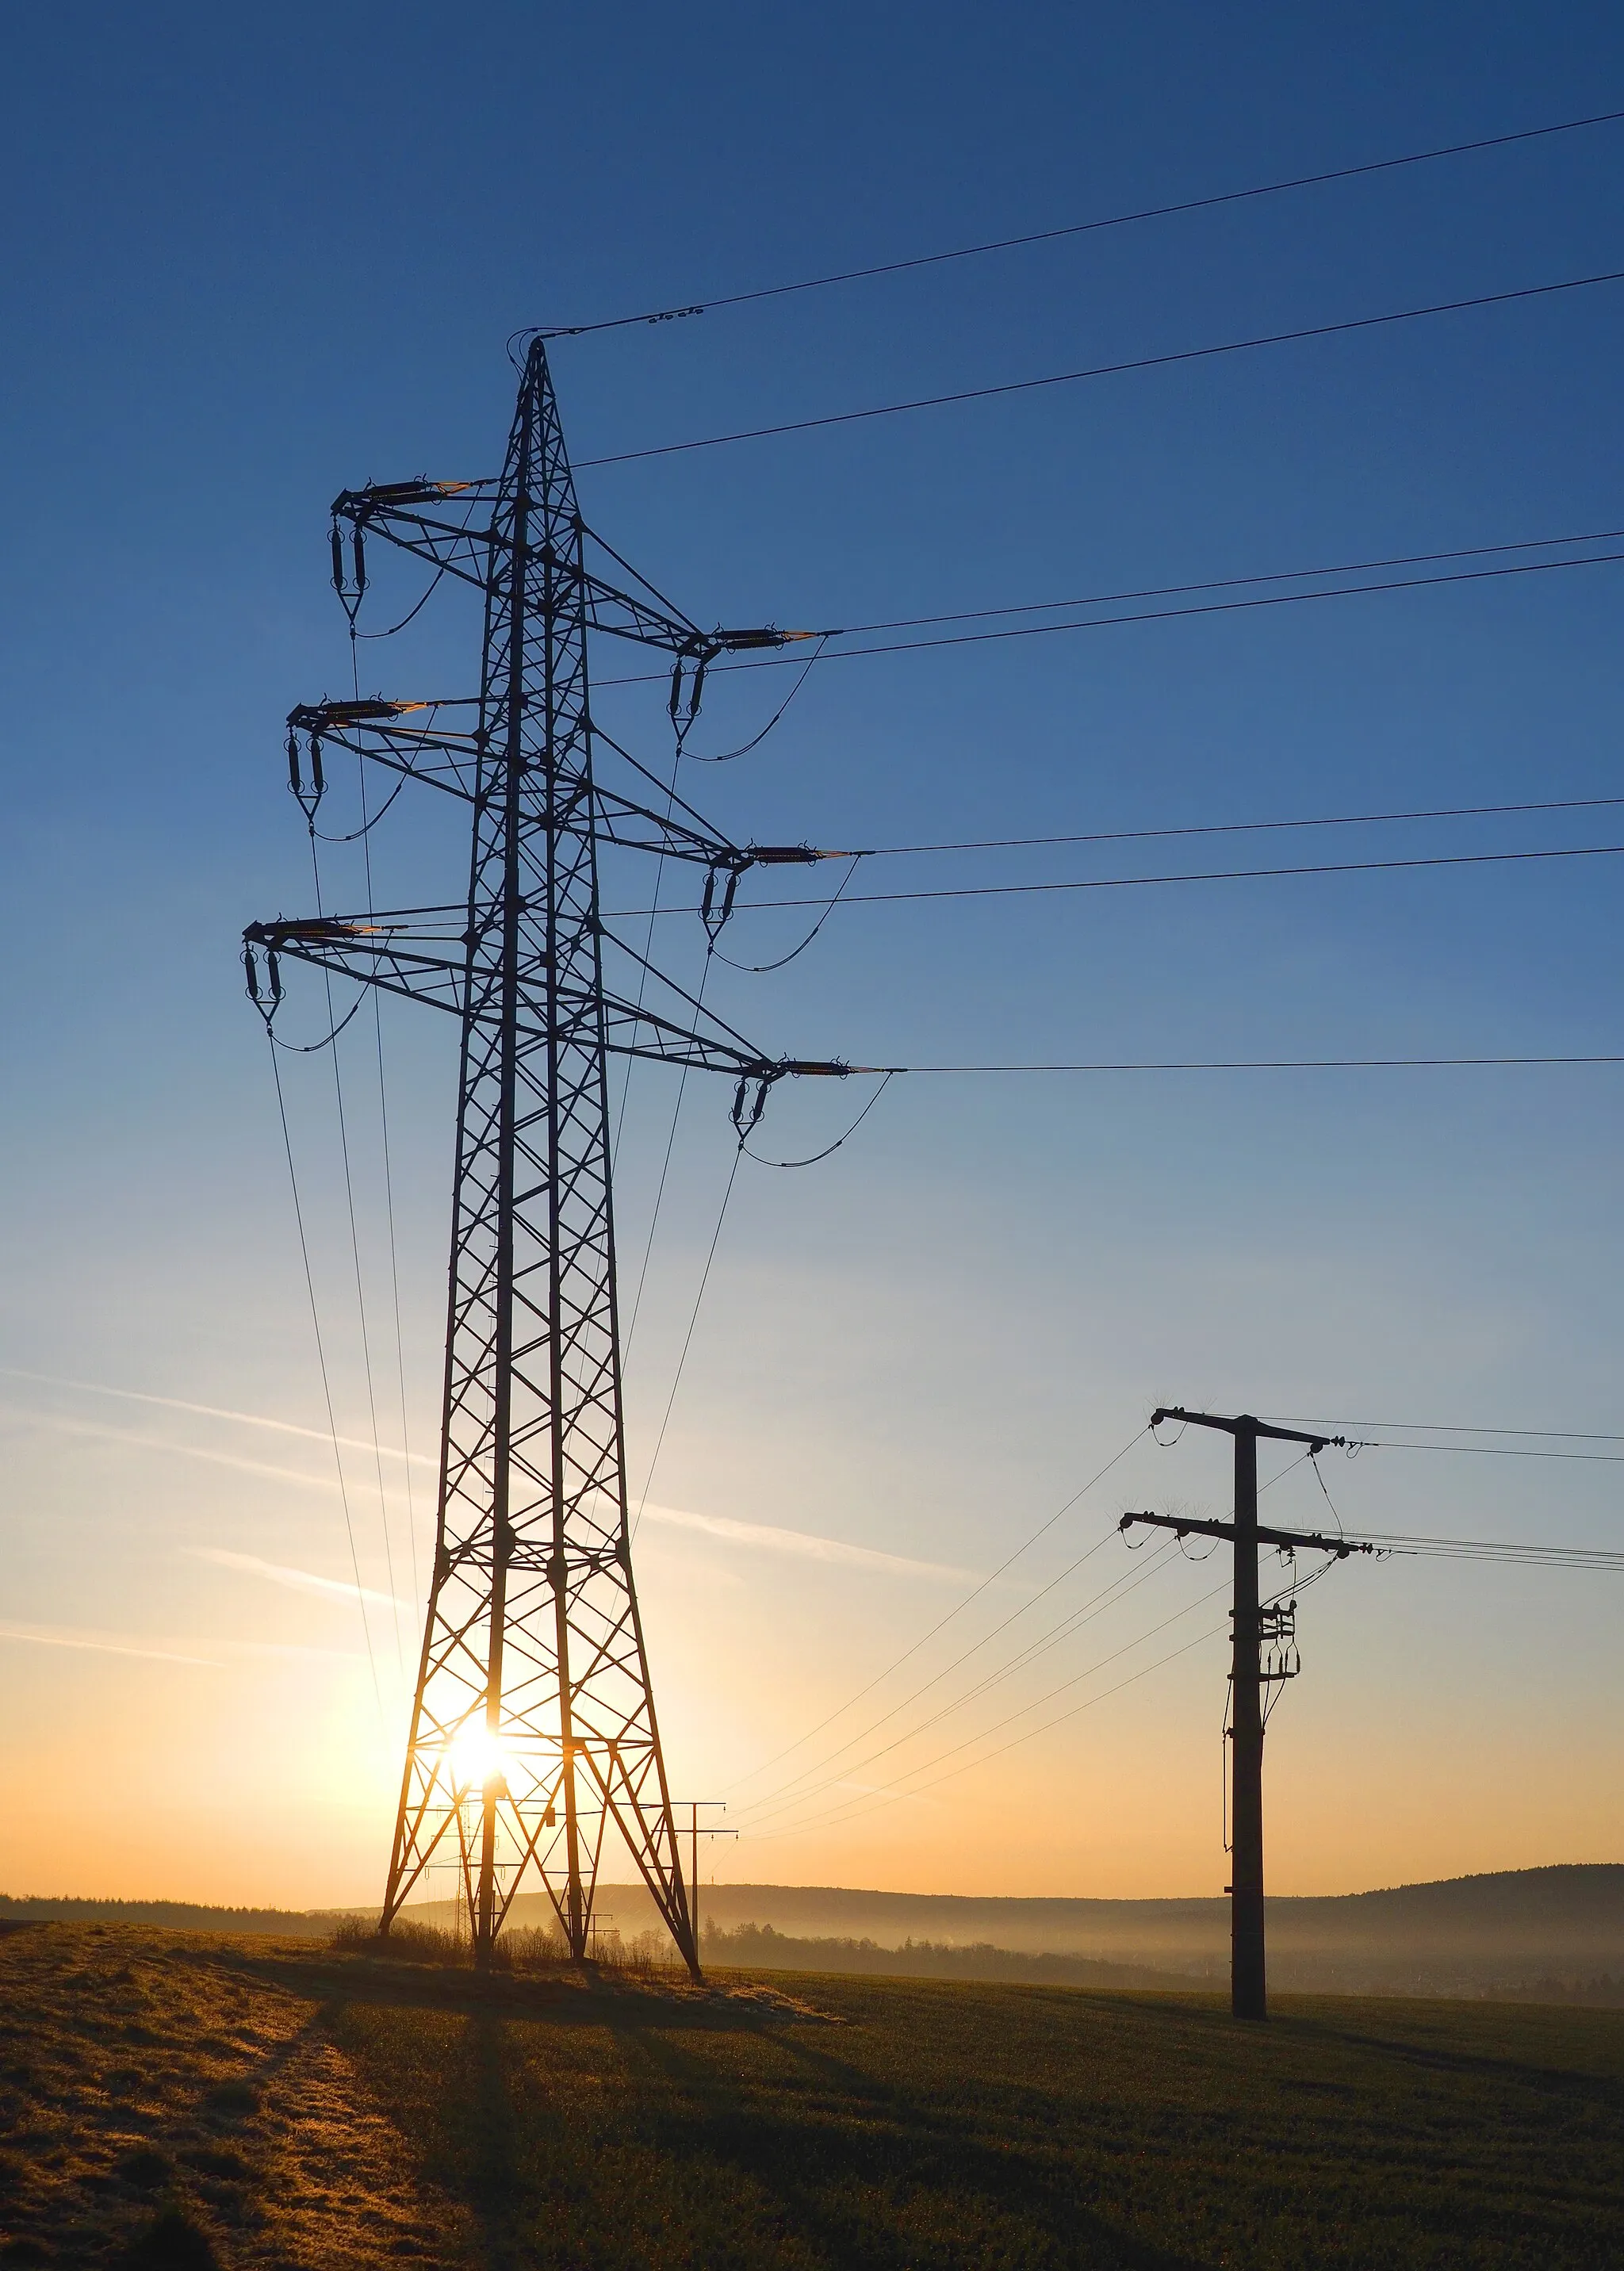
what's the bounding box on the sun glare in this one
[446,1725,512,1794]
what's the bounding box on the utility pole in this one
[1122,1406,1369,2020]
[244,337,855,1976]
[682,1802,736,1956]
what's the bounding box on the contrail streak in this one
[0,1622,220,1668]
[638,1499,980,1584]
[2,1406,350,1494]
[195,1547,408,1609]
[0,1365,435,1467]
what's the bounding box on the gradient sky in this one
[3,1,1623,1911]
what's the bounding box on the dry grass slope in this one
[0,1922,467,2266]
[1,1921,1622,2268]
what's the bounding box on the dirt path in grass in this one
[0,1923,471,2268]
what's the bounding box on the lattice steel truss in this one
[245,339,848,1973]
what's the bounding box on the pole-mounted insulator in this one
[331,525,346,596]
[351,527,366,596]
[286,729,302,795]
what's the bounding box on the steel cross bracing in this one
[244,339,847,1974]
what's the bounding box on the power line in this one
[264,1041,382,1713]
[748,1588,1236,1844]
[630,1143,742,1544]
[1349,1529,1624,1566]
[729,1425,1150,1790]
[351,658,421,1616]
[772,1510,1624,1851]
[733,1538,1185,1832]
[377,526,1624,695]
[742,1462,1329,1836]
[735,1532,1172,1821]
[596,545,1624,686]
[846,790,1624,860]
[1352,1440,1624,1465]
[577,266,1624,469]
[884,1056,1624,1072]
[737,1441,1315,1828]
[539,106,1624,339]
[310,838,404,1673]
[615,833,1624,921]
[791,527,1624,642]
[739,1067,894,1167]
[1268,1415,1624,1443]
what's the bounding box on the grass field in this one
[2,1924,1621,2269]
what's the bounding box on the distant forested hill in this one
[8,1865,1622,1994]
[0,1894,335,1936]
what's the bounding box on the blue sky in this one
[2,1,1622,1905]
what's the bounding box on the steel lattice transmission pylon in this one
[245,338,851,1972]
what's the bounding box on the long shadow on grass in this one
[1274,2013,1624,2116]
[622,2022,1215,2271]
[458,2009,530,2271]
[211,1948,797,2035]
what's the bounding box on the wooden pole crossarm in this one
[1119,1510,1375,1558]
[1151,1406,1340,1453]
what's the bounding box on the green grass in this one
[326,1965,1624,2270]
[2,1925,1621,2268]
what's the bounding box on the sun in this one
[446,1725,512,1794]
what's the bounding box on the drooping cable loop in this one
[269,993,368,1054]
[312,771,412,844]
[708,853,864,968]
[352,559,452,639]
[681,632,832,763]
[738,1070,894,1168]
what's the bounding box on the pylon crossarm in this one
[591,784,744,868]
[330,490,495,599]
[331,483,799,662]
[278,703,831,907]
[331,489,699,640]
[588,724,767,856]
[592,785,829,880]
[243,912,847,1084]
[285,702,482,809]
